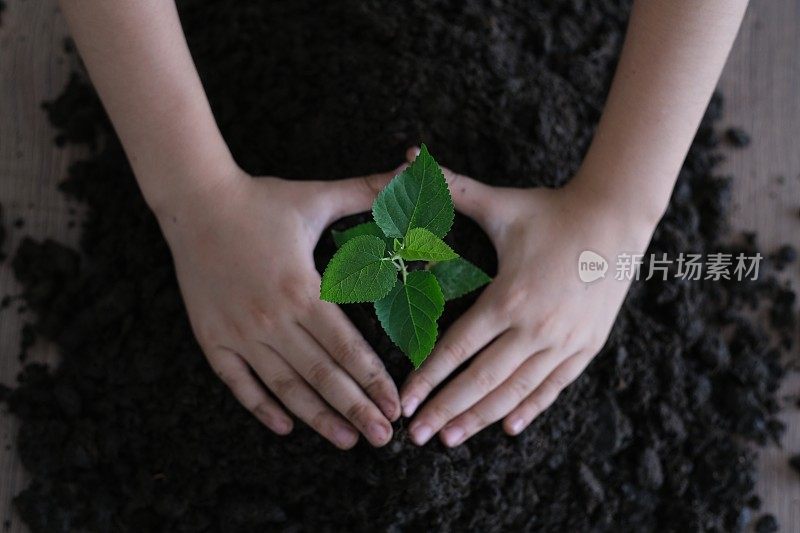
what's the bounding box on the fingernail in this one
[410,423,433,445]
[441,425,465,447]
[379,399,398,420]
[368,422,390,443]
[401,396,419,417]
[334,425,358,448]
[509,417,525,435]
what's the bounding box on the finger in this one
[320,162,407,223]
[301,301,400,421]
[408,330,539,446]
[400,288,505,417]
[437,347,564,447]
[209,348,293,435]
[503,350,594,436]
[404,146,495,225]
[246,341,360,450]
[277,325,394,447]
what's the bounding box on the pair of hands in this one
[159,148,653,449]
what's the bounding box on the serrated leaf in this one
[398,227,459,262]
[374,271,444,368]
[331,221,389,248]
[430,258,491,300]
[320,235,398,303]
[372,144,454,239]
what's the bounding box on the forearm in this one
[570,0,749,226]
[59,0,238,215]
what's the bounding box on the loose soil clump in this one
[2,1,796,531]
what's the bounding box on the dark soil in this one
[790,454,800,476]
[754,514,779,533]
[772,244,797,271]
[726,127,752,148]
[2,0,797,531]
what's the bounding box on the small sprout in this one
[320,145,491,368]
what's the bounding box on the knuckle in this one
[364,373,393,402]
[495,284,529,318]
[217,369,242,390]
[525,395,546,418]
[278,274,305,299]
[345,402,372,426]
[530,314,561,343]
[332,336,370,368]
[307,361,335,390]
[559,329,577,350]
[441,338,471,367]
[360,174,381,196]
[407,371,435,397]
[252,402,272,418]
[471,365,498,392]
[545,371,570,391]
[218,318,248,345]
[271,376,299,398]
[428,403,453,425]
[250,306,277,333]
[510,375,533,401]
[310,410,331,434]
[463,409,487,431]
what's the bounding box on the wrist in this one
[139,150,246,222]
[560,173,666,259]
[566,166,670,235]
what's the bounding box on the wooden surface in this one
[0,1,798,531]
[718,1,800,527]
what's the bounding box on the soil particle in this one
[1,1,796,531]
[576,462,605,508]
[754,514,779,533]
[747,494,762,510]
[637,447,664,490]
[725,127,751,148]
[790,454,800,477]
[771,244,797,271]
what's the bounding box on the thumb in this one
[320,162,407,224]
[404,146,496,226]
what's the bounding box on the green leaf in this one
[374,271,444,368]
[372,144,454,239]
[430,258,491,300]
[398,227,459,262]
[320,235,398,303]
[331,221,388,248]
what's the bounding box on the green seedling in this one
[320,145,491,368]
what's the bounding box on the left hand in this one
[400,154,658,447]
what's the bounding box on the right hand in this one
[156,164,402,449]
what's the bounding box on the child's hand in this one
[159,166,401,449]
[401,162,657,447]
